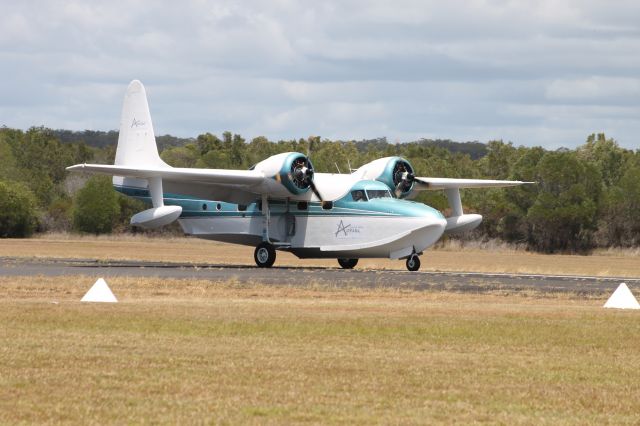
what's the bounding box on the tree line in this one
[1,126,639,253]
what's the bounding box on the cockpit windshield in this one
[366,189,392,199]
[351,190,367,202]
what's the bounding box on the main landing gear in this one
[405,255,421,272]
[254,242,276,268]
[337,258,358,269]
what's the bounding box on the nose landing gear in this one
[405,255,420,271]
[337,258,359,269]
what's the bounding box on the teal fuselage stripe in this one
[113,185,443,219]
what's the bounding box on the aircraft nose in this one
[413,215,447,253]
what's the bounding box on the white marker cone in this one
[81,278,118,303]
[603,283,640,310]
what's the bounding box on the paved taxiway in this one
[2,257,637,295]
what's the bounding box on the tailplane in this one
[111,80,181,228]
[114,80,168,168]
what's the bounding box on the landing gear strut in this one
[405,255,420,271]
[337,258,358,269]
[254,242,276,268]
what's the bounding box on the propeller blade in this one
[394,182,404,198]
[309,179,323,202]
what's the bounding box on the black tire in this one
[406,256,420,272]
[254,242,276,268]
[337,258,358,269]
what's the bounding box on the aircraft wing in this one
[66,163,269,204]
[67,163,264,186]
[412,177,534,191]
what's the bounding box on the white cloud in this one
[546,77,640,102]
[0,0,639,148]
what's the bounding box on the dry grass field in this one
[0,234,639,277]
[2,236,640,423]
[2,275,640,424]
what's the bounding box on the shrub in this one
[0,180,38,237]
[73,176,120,234]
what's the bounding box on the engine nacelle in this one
[252,152,316,196]
[355,156,415,198]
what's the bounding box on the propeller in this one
[394,171,415,198]
[309,179,323,202]
[291,157,323,201]
[392,160,416,198]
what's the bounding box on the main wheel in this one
[254,242,276,268]
[337,258,358,269]
[406,255,420,271]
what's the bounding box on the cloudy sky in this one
[1,0,639,148]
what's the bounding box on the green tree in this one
[161,145,200,168]
[525,151,600,252]
[597,166,640,246]
[196,133,222,156]
[479,140,517,179]
[73,176,120,234]
[0,180,38,238]
[0,138,19,182]
[578,133,628,187]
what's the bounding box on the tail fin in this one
[114,80,167,168]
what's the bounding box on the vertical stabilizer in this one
[114,80,167,168]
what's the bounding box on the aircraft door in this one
[285,213,296,238]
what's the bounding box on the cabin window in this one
[322,201,333,210]
[202,203,208,210]
[297,201,308,210]
[237,204,247,211]
[366,189,392,199]
[351,190,367,202]
[216,203,222,211]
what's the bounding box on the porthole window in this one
[202,203,208,211]
[297,201,308,210]
[216,203,222,211]
[322,201,333,210]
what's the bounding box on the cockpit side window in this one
[366,189,392,199]
[350,190,368,202]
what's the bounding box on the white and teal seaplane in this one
[67,81,531,271]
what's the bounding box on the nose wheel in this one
[337,258,358,269]
[254,242,276,268]
[406,255,420,271]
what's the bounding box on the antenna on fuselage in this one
[334,162,342,174]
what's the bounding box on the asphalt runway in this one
[2,256,638,295]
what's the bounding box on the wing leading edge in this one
[66,164,265,186]
[413,177,534,191]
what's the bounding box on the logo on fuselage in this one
[131,118,146,128]
[335,220,362,238]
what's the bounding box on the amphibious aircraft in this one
[67,80,531,271]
